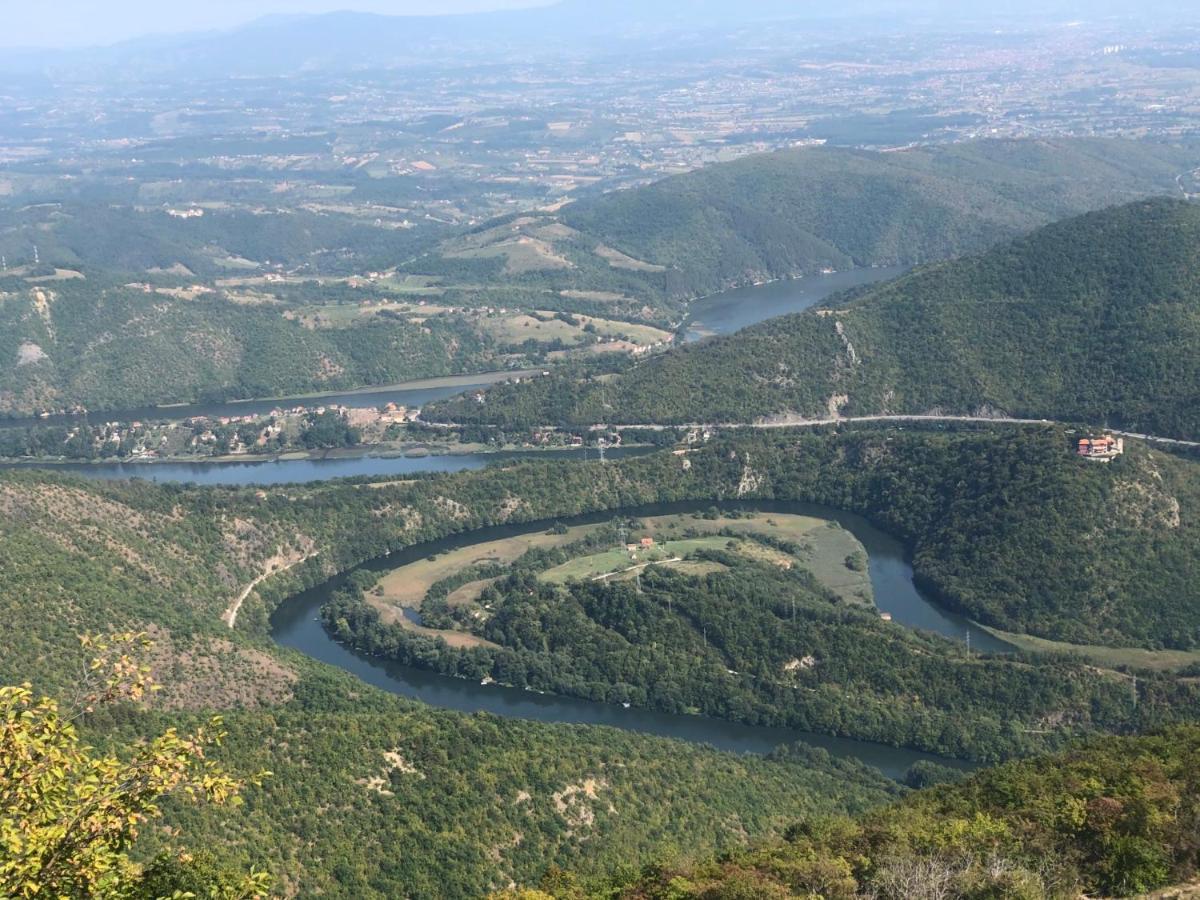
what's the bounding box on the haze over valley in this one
[5,3,1200,899]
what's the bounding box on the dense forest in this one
[428,198,1200,440]
[5,425,1200,894]
[323,550,1200,761]
[507,725,1200,898]
[400,139,1200,314]
[556,138,1198,300]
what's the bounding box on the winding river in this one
[271,499,1003,778]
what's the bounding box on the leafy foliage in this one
[560,139,1196,300]
[0,634,267,899]
[518,726,1200,898]
[324,550,1200,761]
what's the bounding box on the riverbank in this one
[269,498,1012,776]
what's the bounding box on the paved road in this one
[591,415,1200,449]
[423,412,1200,449]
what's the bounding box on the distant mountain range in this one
[427,198,1200,440]
[3,0,1192,80]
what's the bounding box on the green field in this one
[539,536,732,584]
[477,311,673,348]
[532,512,873,605]
[981,627,1200,673]
[375,522,605,607]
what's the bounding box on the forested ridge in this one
[401,139,1199,314]
[428,198,1200,440]
[507,726,1200,899]
[556,138,1198,299]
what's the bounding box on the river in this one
[6,446,654,487]
[683,266,908,342]
[4,271,910,484]
[271,498,1001,778]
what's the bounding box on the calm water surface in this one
[10,447,651,487]
[271,499,1000,777]
[684,267,908,342]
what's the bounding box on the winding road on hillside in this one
[423,412,1200,448]
[586,415,1200,449]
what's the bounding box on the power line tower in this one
[597,437,607,464]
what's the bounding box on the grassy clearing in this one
[539,536,733,584]
[446,578,499,607]
[594,243,667,272]
[477,311,672,348]
[638,512,873,606]
[365,595,499,649]
[375,523,604,607]
[376,274,445,295]
[448,237,573,274]
[480,314,582,344]
[531,512,873,605]
[981,627,1200,672]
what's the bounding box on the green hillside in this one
[2,141,1194,416]
[400,139,1198,314]
[559,139,1199,299]
[5,427,1200,893]
[0,277,495,415]
[511,725,1200,899]
[0,465,892,897]
[429,199,1200,439]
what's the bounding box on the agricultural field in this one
[981,628,1200,673]
[475,310,672,348]
[537,512,873,605]
[368,511,874,650]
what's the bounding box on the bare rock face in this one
[16,341,48,367]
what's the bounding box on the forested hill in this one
[6,428,1200,893]
[504,725,1200,899]
[429,198,1200,439]
[556,139,1197,299]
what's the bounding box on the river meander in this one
[270,499,1003,778]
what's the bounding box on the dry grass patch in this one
[594,244,667,272]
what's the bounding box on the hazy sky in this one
[0,1,553,49]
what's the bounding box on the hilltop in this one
[404,139,1198,314]
[429,198,1200,439]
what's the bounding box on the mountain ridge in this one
[427,198,1200,440]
